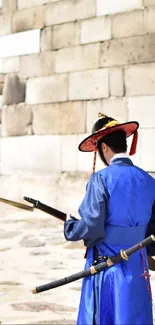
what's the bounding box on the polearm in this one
[32,235,155,294]
[23,196,68,222]
[0,196,72,222]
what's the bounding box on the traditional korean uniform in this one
[64,114,155,325]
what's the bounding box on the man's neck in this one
[110,153,129,163]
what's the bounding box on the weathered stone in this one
[2,0,16,13]
[144,7,155,33]
[0,13,12,36]
[3,74,25,105]
[128,96,155,127]
[96,0,143,15]
[26,75,68,104]
[112,10,145,38]
[12,6,44,33]
[19,52,55,79]
[77,134,96,171]
[1,135,61,173]
[55,44,99,73]
[61,135,77,171]
[19,235,45,247]
[0,74,4,83]
[12,302,76,312]
[18,0,60,9]
[32,101,86,135]
[0,29,40,58]
[1,57,19,73]
[53,21,80,49]
[41,27,53,51]
[100,34,155,67]
[141,129,155,171]
[2,103,32,137]
[125,63,155,95]
[81,16,111,44]
[69,69,109,100]
[86,98,127,133]
[44,0,96,26]
[30,248,51,255]
[0,84,3,94]
[144,0,155,6]
[0,230,21,238]
[109,68,124,96]
[0,95,3,110]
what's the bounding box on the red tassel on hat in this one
[129,130,138,156]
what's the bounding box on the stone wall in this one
[0,0,155,174]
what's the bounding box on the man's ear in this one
[102,142,107,152]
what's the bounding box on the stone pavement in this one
[0,174,155,324]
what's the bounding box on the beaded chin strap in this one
[92,112,107,175]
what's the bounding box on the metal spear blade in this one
[0,197,34,211]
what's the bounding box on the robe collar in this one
[110,153,133,166]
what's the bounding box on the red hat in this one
[79,113,139,156]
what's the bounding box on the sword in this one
[0,197,34,211]
[23,196,76,222]
[32,235,155,294]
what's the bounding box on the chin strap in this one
[129,130,138,156]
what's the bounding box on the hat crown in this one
[92,116,115,134]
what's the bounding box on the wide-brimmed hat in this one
[79,113,139,156]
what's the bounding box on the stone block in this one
[53,22,80,50]
[61,135,77,171]
[0,29,40,58]
[144,7,155,33]
[2,0,16,13]
[17,0,60,9]
[77,134,94,172]
[55,44,99,73]
[112,10,145,38]
[41,27,53,51]
[127,129,141,167]
[86,98,127,133]
[81,16,111,44]
[109,68,124,96]
[144,0,155,6]
[0,13,12,36]
[19,52,55,79]
[96,0,143,15]
[125,63,155,95]
[1,135,61,173]
[69,69,109,100]
[0,74,4,95]
[100,35,155,67]
[1,57,19,73]
[12,6,44,33]
[0,83,3,95]
[2,103,32,136]
[26,75,68,104]
[141,129,155,171]
[0,95,3,108]
[128,96,155,127]
[44,0,96,26]
[3,74,25,105]
[32,101,86,135]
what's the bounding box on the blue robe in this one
[64,157,155,325]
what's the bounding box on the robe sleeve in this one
[64,173,108,247]
[146,201,155,256]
